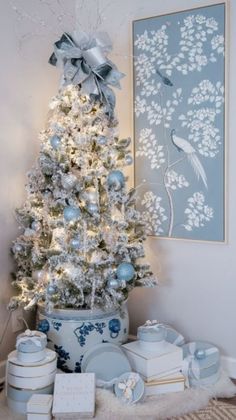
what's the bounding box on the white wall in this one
[0,0,235,367]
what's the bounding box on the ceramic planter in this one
[37,303,129,373]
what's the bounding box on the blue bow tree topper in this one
[49,31,125,114]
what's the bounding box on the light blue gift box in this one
[165,326,185,347]
[182,341,220,386]
[16,330,47,353]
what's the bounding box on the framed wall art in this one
[133,2,226,242]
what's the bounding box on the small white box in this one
[27,394,52,414]
[52,373,95,419]
[27,414,51,420]
[122,341,183,381]
[145,373,185,396]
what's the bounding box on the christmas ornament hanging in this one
[31,221,41,232]
[47,284,58,296]
[61,173,77,190]
[70,238,81,249]
[107,278,119,290]
[50,135,61,150]
[63,206,81,222]
[12,244,23,253]
[96,135,107,145]
[80,187,98,204]
[117,262,135,282]
[87,202,99,216]
[107,170,125,191]
[125,155,133,165]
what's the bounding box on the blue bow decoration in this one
[49,31,125,114]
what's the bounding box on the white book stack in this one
[122,321,184,394]
[6,330,57,414]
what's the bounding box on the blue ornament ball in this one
[107,278,119,290]
[70,238,81,249]
[47,284,58,296]
[195,349,206,360]
[63,206,81,222]
[87,202,99,215]
[117,262,135,282]
[50,135,61,150]
[107,170,125,191]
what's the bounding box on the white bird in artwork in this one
[170,129,208,189]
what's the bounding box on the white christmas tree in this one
[9,31,156,313]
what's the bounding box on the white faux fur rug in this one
[0,371,235,420]
[92,372,236,420]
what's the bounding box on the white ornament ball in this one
[32,270,47,282]
[13,244,23,253]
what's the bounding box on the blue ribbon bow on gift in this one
[49,31,125,115]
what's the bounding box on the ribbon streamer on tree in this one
[49,31,124,114]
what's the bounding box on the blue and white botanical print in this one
[133,4,225,241]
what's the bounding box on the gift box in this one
[6,349,56,414]
[122,341,183,382]
[52,373,95,419]
[182,341,220,387]
[27,394,53,420]
[114,372,145,404]
[16,329,47,353]
[144,372,185,396]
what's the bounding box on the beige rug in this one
[174,399,236,419]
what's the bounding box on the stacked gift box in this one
[6,329,57,414]
[122,321,185,396]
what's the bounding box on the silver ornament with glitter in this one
[50,135,61,150]
[31,221,41,232]
[61,174,77,190]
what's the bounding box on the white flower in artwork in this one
[195,15,206,25]
[141,191,167,235]
[135,96,147,117]
[165,170,189,190]
[211,35,224,54]
[205,17,218,32]
[134,30,151,50]
[183,192,214,231]
[136,128,165,169]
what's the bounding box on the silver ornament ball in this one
[70,238,81,250]
[63,206,81,222]
[31,221,41,232]
[125,155,133,165]
[13,244,23,253]
[61,174,77,190]
[97,135,107,145]
[50,135,61,150]
[87,202,99,215]
[107,278,119,290]
[47,284,58,296]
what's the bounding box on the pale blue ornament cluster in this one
[63,206,81,222]
[116,262,135,282]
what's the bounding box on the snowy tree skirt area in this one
[133,3,226,242]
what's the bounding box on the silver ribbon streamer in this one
[49,31,125,114]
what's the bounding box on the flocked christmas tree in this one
[9,31,156,313]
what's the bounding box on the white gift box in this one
[144,373,185,396]
[27,394,52,420]
[122,341,183,381]
[52,373,95,418]
[17,349,46,363]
